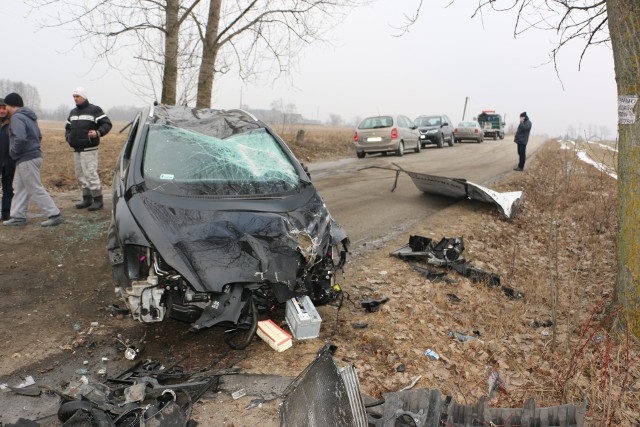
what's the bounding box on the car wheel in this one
[437,135,444,148]
[493,133,498,140]
[447,134,454,147]
[477,138,482,143]
[415,139,421,153]
[396,142,405,156]
[357,151,366,158]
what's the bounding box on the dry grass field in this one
[3,120,638,425]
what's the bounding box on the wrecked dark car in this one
[107,106,349,349]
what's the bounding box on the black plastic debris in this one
[410,264,449,282]
[361,297,389,313]
[502,286,525,300]
[391,236,465,265]
[281,345,585,427]
[52,358,228,426]
[449,262,501,287]
[352,322,369,329]
[366,389,586,427]
[446,293,462,303]
[532,320,554,328]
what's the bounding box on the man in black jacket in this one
[513,111,532,171]
[65,87,112,210]
[0,97,16,220]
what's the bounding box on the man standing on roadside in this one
[65,87,112,211]
[2,93,63,227]
[513,112,532,171]
[0,97,16,220]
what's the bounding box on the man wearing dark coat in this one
[65,86,112,211]
[0,97,16,220]
[513,112,532,171]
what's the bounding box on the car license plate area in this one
[366,137,382,142]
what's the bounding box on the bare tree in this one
[190,0,364,107]
[27,0,204,105]
[329,113,343,126]
[406,0,639,335]
[28,0,365,107]
[0,79,42,112]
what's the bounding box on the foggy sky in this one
[4,1,618,137]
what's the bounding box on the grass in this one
[37,123,637,425]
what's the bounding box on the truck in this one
[476,110,505,140]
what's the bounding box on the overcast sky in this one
[4,0,617,137]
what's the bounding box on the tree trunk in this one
[196,0,222,108]
[161,0,180,105]
[608,0,640,335]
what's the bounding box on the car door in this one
[443,115,454,140]
[399,115,414,141]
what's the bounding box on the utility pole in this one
[462,97,469,121]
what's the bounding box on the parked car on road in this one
[107,105,349,349]
[353,114,421,158]
[454,121,484,143]
[414,114,455,148]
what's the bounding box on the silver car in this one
[454,121,484,143]
[353,115,421,158]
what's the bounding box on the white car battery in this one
[285,295,322,340]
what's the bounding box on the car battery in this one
[285,295,322,340]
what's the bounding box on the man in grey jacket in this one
[2,92,63,227]
[513,111,532,171]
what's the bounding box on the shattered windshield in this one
[142,124,301,197]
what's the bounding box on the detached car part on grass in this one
[282,345,585,427]
[107,106,348,349]
[362,163,522,219]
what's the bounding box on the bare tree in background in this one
[0,79,42,112]
[26,0,201,105]
[406,0,640,335]
[27,0,364,108]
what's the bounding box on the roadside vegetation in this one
[35,125,637,425]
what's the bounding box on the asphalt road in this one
[308,135,547,254]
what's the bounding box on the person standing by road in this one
[513,112,532,171]
[65,87,112,211]
[0,97,16,220]
[2,93,63,227]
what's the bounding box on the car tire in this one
[357,151,366,158]
[437,135,444,148]
[396,142,404,156]
[447,134,454,147]
[493,133,498,140]
[477,138,482,143]
[415,139,421,153]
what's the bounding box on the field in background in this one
[39,122,355,192]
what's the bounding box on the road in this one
[308,136,547,254]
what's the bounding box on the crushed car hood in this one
[125,186,346,294]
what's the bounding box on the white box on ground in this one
[285,295,322,339]
[256,319,292,352]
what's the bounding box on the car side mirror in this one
[412,125,418,130]
[442,123,448,127]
